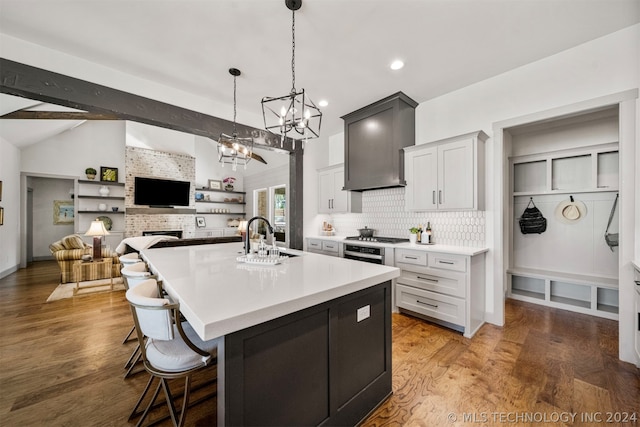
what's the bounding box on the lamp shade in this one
[85,219,109,261]
[238,220,248,232]
[85,219,110,237]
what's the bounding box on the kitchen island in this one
[141,242,400,426]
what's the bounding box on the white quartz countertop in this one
[141,242,399,341]
[307,235,488,256]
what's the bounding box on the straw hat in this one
[555,196,587,224]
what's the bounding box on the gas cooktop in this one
[345,236,410,244]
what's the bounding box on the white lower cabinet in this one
[306,238,342,257]
[395,248,486,338]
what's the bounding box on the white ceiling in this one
[1,0,639,148]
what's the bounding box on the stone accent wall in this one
[125,147,196,238]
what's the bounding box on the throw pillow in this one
[62,234,86,249]
[49,240,65,253]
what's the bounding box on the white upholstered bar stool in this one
[121,262,157,378]
[126,279,218,427]
[119,252,143,268]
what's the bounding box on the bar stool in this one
[119,252,142,268]
[121,262,156,378]
[126,279,218,427]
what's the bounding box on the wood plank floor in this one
[1,261,638,426]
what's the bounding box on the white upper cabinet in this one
[404,131,487,211]
[318,164,362,214]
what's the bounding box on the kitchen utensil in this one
[358,226,374,238]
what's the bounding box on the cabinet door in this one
[331,168,348,213]
[405,146,437,211]
[438,138,474,210]
[318,171,334,214]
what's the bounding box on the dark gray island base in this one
[219,280,392,426]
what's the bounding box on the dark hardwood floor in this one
[1,261,638,426]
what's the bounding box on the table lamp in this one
[85,219,110,260]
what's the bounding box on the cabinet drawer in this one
[307,239,322,250]
[428,253,467,272]
[395,249,427,266]
[396,284,465,326]
[397,269,465,298]
[322,241,340,253]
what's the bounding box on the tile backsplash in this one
[327,187,486,247]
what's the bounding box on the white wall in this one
[0,138,21,278]
[414,25,640,145]
[22,121,126,178]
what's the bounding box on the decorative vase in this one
[98,203,107,211]
[99,185,110,197]
[86,174,96,180]
[225,184,234,191]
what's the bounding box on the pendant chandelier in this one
[218,68,254,171]
[261,0,322,149]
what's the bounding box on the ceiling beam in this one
[1,110,119,120]
[0,58,296,152]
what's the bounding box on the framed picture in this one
[0,207,3,226]
[208,179,222,190]
[0,180,2,201]
[100,166,118,182]
[53,200,74,224]
[196,216,206,228]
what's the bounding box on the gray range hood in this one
[341,92,418,191]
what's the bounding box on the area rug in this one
[46,278,125,302]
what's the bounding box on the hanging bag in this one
[604,193,619,252]
[518,197,547,234]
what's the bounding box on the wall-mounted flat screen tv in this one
[134,177,190,207]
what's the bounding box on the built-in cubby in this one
[508,107,619,320]
[509,268,618,320]
[512,142,619,196]
[75,179,125,249]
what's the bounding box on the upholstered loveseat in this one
[49,234,121,283]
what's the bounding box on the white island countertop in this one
[141,242,399,341]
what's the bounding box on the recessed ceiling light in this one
[318,100,329,107]
[390,60,404,70]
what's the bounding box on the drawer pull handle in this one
[417,300,438,309]
[405,256,418,260]
[417,276,438,283]
[438,260,455,265]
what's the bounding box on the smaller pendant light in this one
[218,68,254,171]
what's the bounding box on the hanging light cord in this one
[232,74,237,137]
[290,6,296,94]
